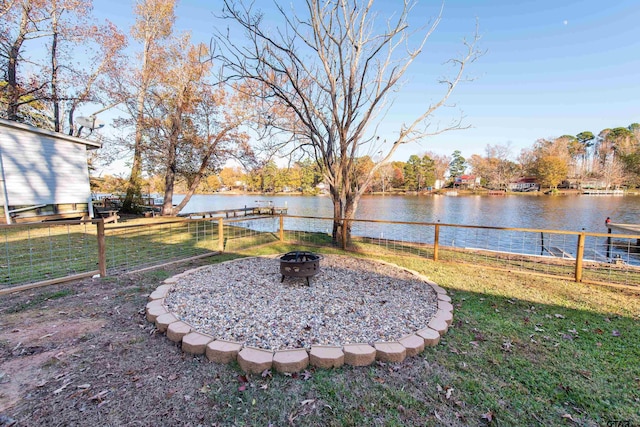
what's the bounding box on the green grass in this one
[220,244,640,426]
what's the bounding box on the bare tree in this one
[1,0,50,123]
[218,0,481,244]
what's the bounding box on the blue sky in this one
[91,0,640,163]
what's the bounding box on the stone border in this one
[146,257,453,374]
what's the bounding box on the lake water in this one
[172,193,640,265]
[176,193,640,233]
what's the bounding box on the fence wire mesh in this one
[1,221,97,288]
[2,215,638,291]
[104,219,220,274]
[283,216,640,288]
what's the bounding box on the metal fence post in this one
[433,223,440,261]
[279,214,284,242]
[218,218,224,252]
[97,220,107,277]
[575,232,585,282]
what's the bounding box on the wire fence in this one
[1,214,638,293]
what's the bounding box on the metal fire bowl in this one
[279,251,322,285]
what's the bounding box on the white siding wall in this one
[0,125,91,205]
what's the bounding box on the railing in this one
[1,214,638,294]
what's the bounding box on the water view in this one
[176,193,640,233]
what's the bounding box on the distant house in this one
[454,175,481,189]
[508,177,540,192]
[0,118,101,223]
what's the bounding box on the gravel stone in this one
[164,255,439,351]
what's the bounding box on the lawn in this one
[0,243,638,426]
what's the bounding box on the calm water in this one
[176,193,640,233]
[174,193,640,264]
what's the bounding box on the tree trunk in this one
[6,5,30,122]
[122,39,150,213]
[51,11,60,132]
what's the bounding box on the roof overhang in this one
[0,118,103,150]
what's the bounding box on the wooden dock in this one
[607,223,640,247]
[179,205,288,219]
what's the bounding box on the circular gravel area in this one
[164,255,439,351]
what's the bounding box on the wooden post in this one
[433,223,440,261]
[97,219,107,277]
[279,214,284,241]
[218,218,224,252]
[342,220,348,251]
[575,232,585,282]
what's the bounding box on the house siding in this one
[0,119,100,216]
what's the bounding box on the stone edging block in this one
[398,334,425,357]
[237,347,273,374]
[166,321,192,343]
[147,257,454,373]
[182,331,214,355]
[206,340,243,364]
[273,349,309,373]
[374,341,407,363]
[343,344,376,366]
[146,304,168,323]
[155,312,179,332]
[417,327,441,346]
[309,346,344,369]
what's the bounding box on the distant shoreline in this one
[193,189,639,197]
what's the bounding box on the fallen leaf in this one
[302,370,312,380]
[261,369,272,378]
[373,377,385,384]
[445,387,454,400]
[76,384,91,389]
[168,374,178,381]
[238,385,247,392]
[612,330,621,337]
[555,314,565,319]
[260,384,268,390]
[300,399,315,406]
[593,328,603,334]
[469,341,479,347]
[481,410,494,423]
[238,375,249,383]
[561,413,576,422]
[434,410,442,421]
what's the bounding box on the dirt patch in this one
[0,257,466,426]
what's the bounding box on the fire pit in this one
[279,251,322,285]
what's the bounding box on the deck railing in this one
[1,214,638,294]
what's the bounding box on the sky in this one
[88,0,640,166]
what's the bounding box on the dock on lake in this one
[178,204,288,219]
[607,223,640,244]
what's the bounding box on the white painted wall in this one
[0,119,100,206]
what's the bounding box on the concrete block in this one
[428,316,449,336]
[155,312,179,332]
[237,347,273,374]
[182,331,213,355]
[342,344,376,367]
[438,300,454,313]
[374,341,407,363]
[146,304,168,323]
[166,321,192,343]
[436,309,453,326]
[398,334,425,357]
[417,327,441,346]
[309,346,344,369]
[273,349,309,373]
[206,340,243,364]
